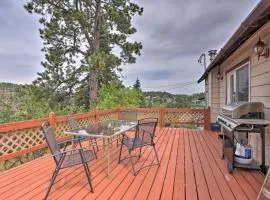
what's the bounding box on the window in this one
[227,62,250,104]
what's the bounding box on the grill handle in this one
[235,125,254,131]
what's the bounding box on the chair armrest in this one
[52,148,84,157]
[57,137,82,146]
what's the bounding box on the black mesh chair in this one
[67,114,99,157]
[118,118,160,175]
[118,111,138,146]
[42,122,95,199]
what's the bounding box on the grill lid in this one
[221,102,264,119]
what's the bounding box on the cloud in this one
[0,0,260,94]
[0,0,43,84]
[121,0,260,94]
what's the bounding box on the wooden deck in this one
[0,128,265,200]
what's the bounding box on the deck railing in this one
[0,107,210,170]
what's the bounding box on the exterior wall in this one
[208,22,270,165]
[209,67,220,122]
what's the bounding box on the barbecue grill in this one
[217,102,270,174]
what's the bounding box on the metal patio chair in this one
[67,114,99,157]
[41,122,95,199]
[118,118,160,175]
[119,111,138,122]
[118,111,138,145]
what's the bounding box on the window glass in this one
[236,65,249,102]
[226,62,249,104]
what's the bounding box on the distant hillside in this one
[143,91,205,108]
[0,82,21,92]
[0,83,24,123]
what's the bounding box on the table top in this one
[65,120,137,138]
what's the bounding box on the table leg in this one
[107,138,111,177]
[72,135,75,149]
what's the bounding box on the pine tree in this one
[133,77,141,91]
[132,77,145,107]
[24,0,143,108]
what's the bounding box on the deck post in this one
[117,107,122,120]
[49,112,56,130]
[204,107,211,130]
[95,108,99,122]
[159,108,165,127]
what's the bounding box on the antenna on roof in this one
[198,53,206,71]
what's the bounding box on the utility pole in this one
[198,53,207,107]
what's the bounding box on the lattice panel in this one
[55,121,69,138]
[165,111,204,124]
[137,111,159,120]
[76,116,95,127]
[0,127,45,157]
[99,113,118,121]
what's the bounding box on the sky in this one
[0,0,260,94]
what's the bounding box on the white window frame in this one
[226,61,250,104]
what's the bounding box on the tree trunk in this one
[89,0,101,109]
[89,69,98,108]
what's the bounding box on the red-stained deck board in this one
[159,128,180,200]
[207,132,260,199]
[188,129,210,199]
[122,127,174,200]
[173,128,185,200]
[191,130,223,200]
[0,128,265,200]
[97,127,167,200]
[197,130,239,200]
[202,130,250,200]
[147,128,178,200]
[109,128,168,200]
[183,128,198,200]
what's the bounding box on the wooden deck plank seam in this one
[94,128,168,200]
[107,128,169,200]
[159,128,180,200]
[201,131,249,200]
[127,128,171,200]
[121,127,172,200]
[71,128,169,198]
[192,129,223,200]
[204,131,258,199]
[197,130,237,200]
[146,128,177,200]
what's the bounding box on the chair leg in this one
[94,139,99,151]
[118,142,123,163]
[78,140,83,148]
[139,146,143,158]
[90,139,98,159]
[128,150,136,176]
[153,144,160,166]
[45,165,61,199]
[83,163,94,193]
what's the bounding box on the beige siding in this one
[209,67,220,122]
[208,22,270,165]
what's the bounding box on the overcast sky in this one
[0,0,260,94]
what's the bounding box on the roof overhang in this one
[197,0,270,83]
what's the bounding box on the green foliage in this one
[0,83,88,123]
[133,77,141,90]
[143,91,205,108]
[97,81,142,109]
[132,77,145,107]
[24,0,143,108]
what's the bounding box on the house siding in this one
[208,22,270,165]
